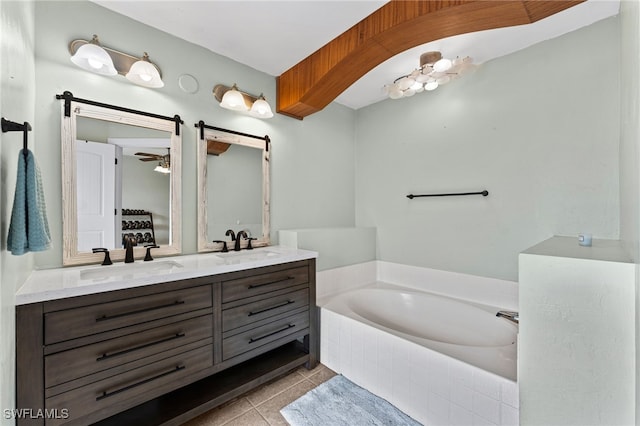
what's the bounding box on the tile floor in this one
[182,363,337,426]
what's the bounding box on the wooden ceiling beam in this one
[276,0,584,119]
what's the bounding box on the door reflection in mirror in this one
[76,117,171,252]
[61,98,181,266]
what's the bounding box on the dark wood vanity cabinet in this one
[16,259,317,426]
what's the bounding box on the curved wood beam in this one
[276,0,584,119]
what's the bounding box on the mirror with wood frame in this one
[197,124,270,252]
[61,100,182,265]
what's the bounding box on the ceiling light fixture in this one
[69,35,164,89]
[384,51,476,100]
[154,161,171,174]
[213,84,274,119]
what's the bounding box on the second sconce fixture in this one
[213,84,274,119]
[69,34,164,88]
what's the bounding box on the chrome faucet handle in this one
[144,245,160,261]
[92,248,112,266]
[212,240,228,253]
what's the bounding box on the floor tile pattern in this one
[181,364,336,426]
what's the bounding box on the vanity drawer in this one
[45,344,212,426]
[44,285,212,344]
[222,310,309,360]
[221,266,308,303]
[222,288,308,333]
[45,315,212,388]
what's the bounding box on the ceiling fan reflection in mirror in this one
[135,150,170,174]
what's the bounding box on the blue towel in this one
[7,149,51,255]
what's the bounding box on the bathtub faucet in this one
[496,311,519,325]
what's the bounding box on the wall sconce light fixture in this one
[213,84,274,119]
[69,35,164,88]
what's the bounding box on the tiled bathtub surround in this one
[317,262,519,425]
[320,309,519,426]
[316,260,377,303]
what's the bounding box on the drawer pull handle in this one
[248,277,294,289]
[248,300,294,317]
[95,300,185,322]
[249,324,295,343]
[96,365,185,401]
[96,333,186,361]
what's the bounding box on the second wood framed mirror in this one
[196,121,270,252]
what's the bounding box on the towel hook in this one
[2,117,32,160]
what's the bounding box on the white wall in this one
[0,2,35,424]
[620,0,640,264]
[355,17,621,282]
[32,0,357,269]
[618,0,640,420]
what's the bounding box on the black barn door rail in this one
[55,91,183,135]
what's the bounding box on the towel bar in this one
[2,117,32,159]
[406,190,489,199]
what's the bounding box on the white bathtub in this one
[320,281,519,425]
[324,283,517,381]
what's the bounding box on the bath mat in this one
[281,375,421,426]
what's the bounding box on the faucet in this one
[124,235,135,263]
[234,230,248,251]
[247,237,257,250]
[496,311,519,325]
[225,229,236,241]
[212,240,228,252]
[92,248,113,266]
[144,245,159,261]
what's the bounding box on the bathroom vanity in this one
[15,247,317,425]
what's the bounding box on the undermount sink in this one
[80,260,184,281]
[215,249,280,264]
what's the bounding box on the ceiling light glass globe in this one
[388,88,403,99]
[424,80,439,91]
[436,75,451,85]
[397,77,414,91]
[415,72,430,83]
[433,58,452,73]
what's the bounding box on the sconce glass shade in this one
[70,38,117,76]
[249,95,274,118]
[220,84,249,111]
[126,53,164,88]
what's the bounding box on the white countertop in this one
[521,236,633,263]
[16,246,318,305]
